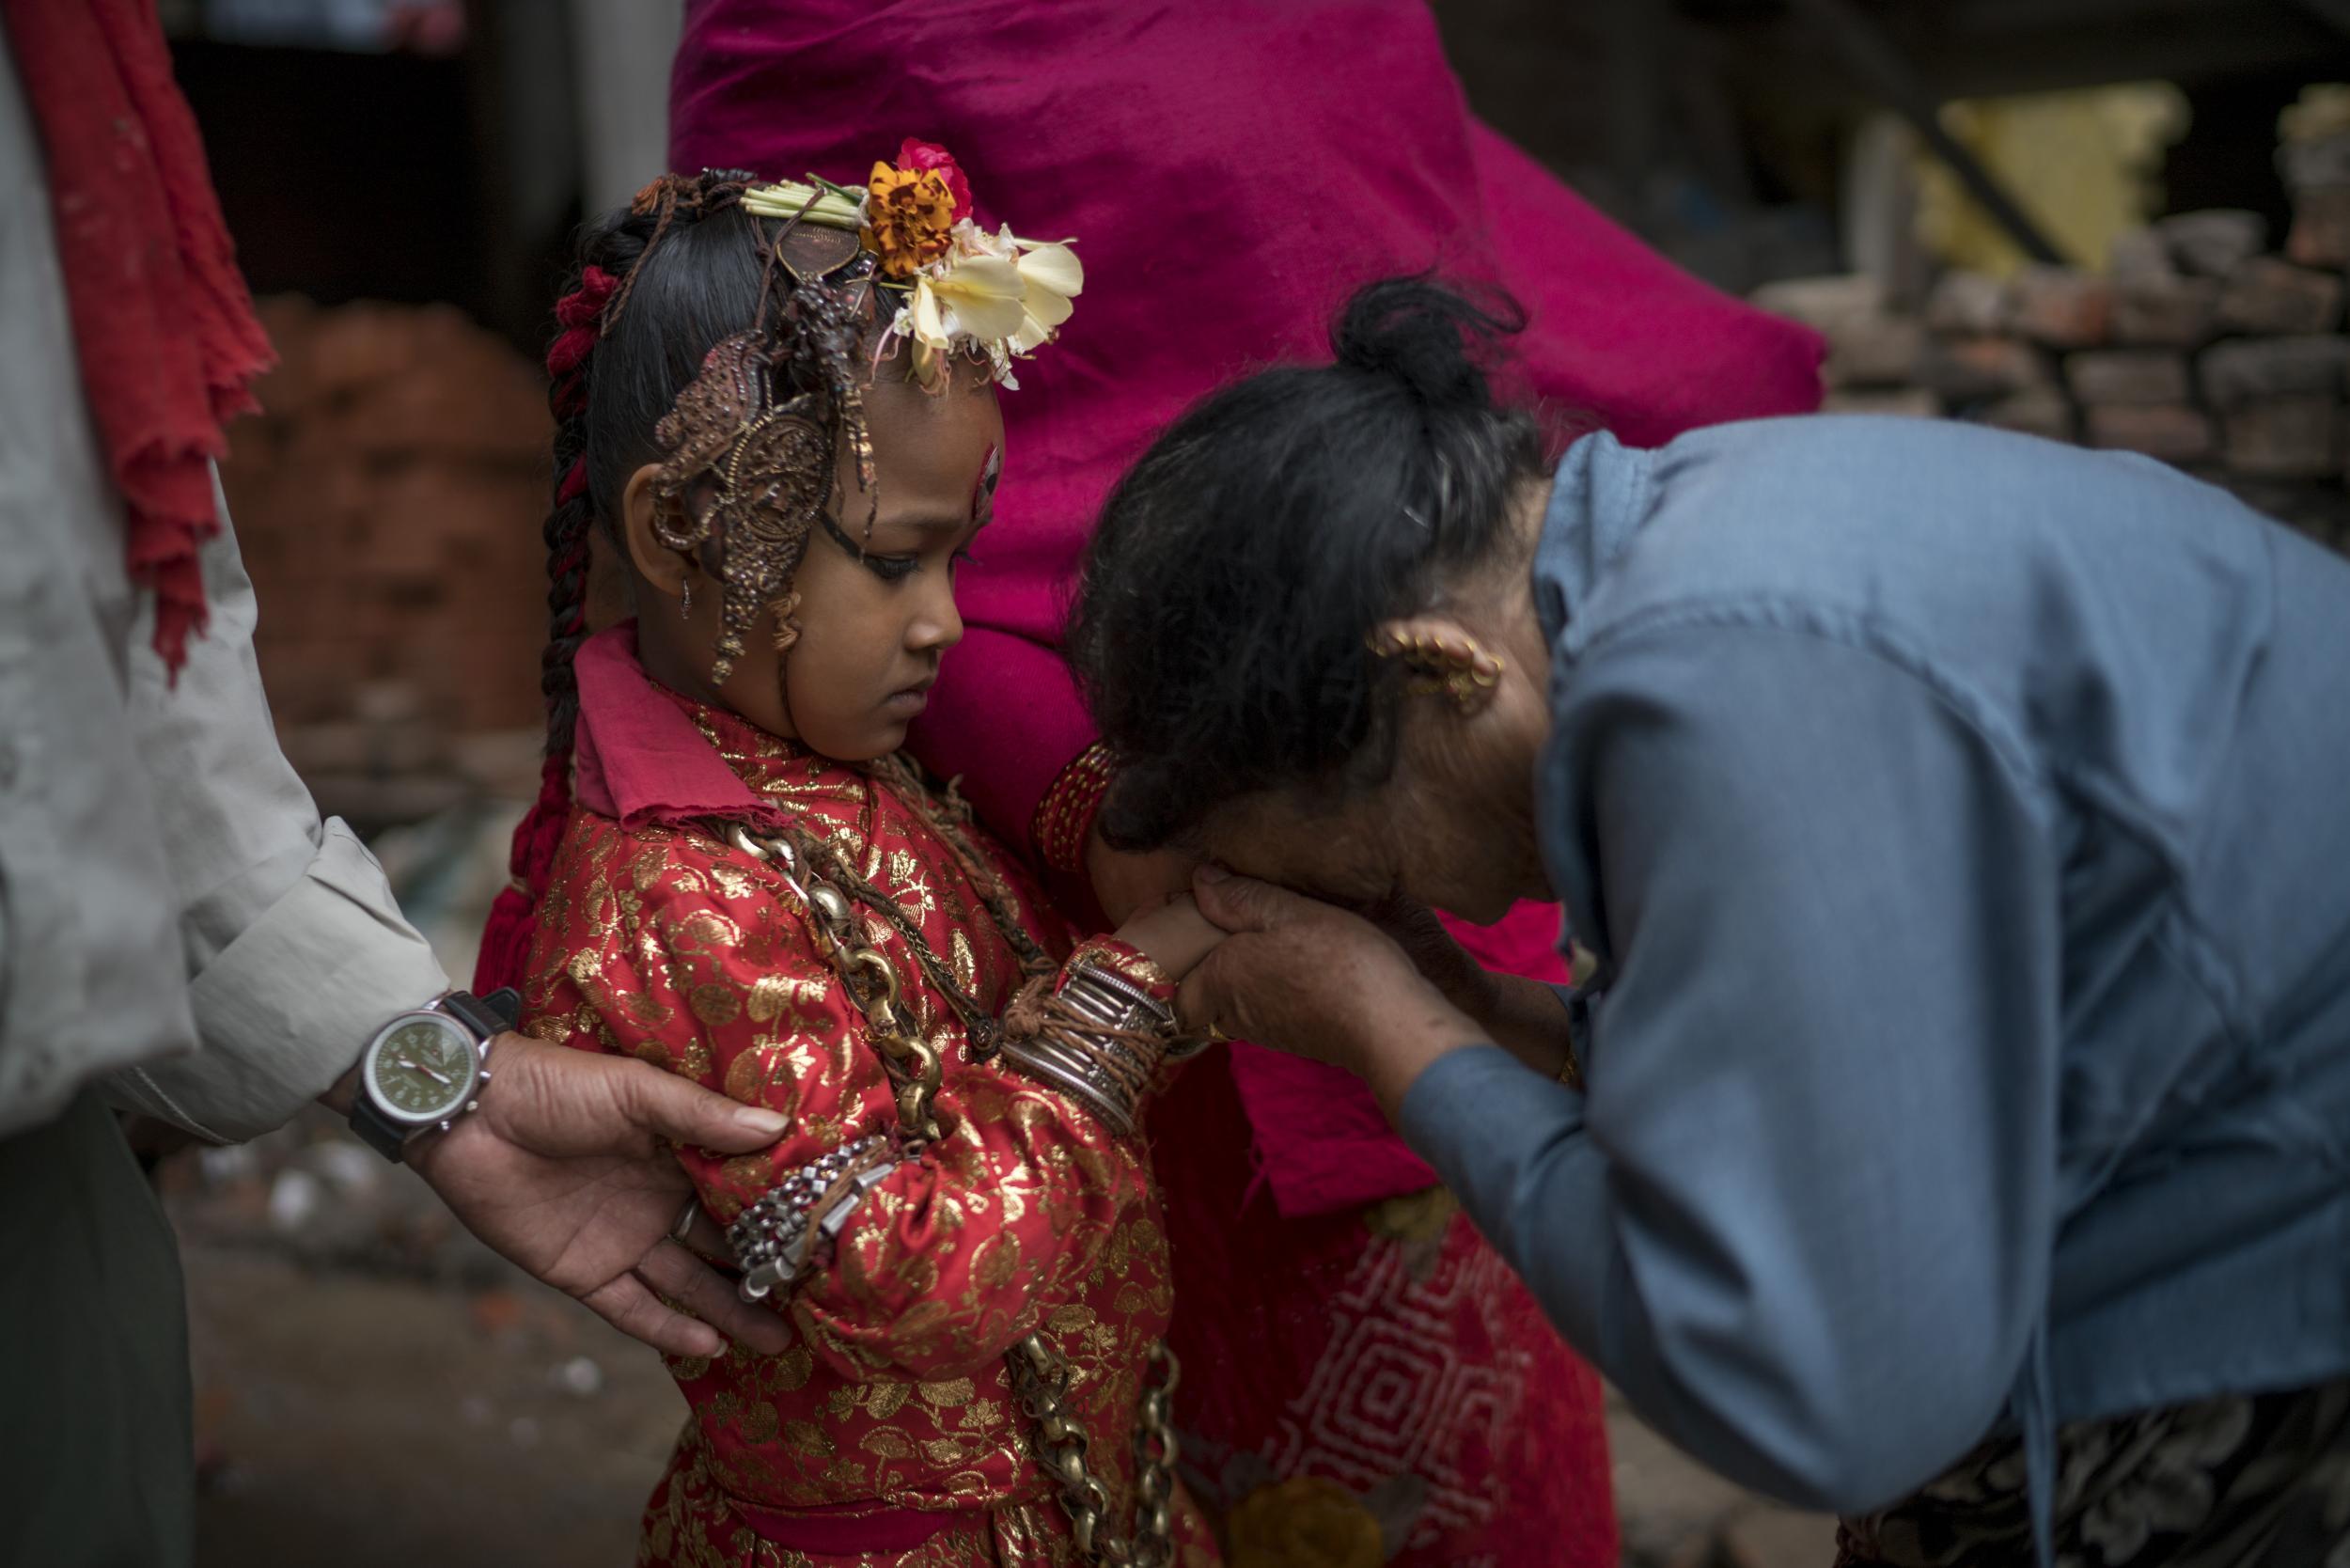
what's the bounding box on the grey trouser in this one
[0,1090,194,1568]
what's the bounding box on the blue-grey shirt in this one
[1398,416,2350,1517]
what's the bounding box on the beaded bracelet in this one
[1031,742,1116,875]
[728,1133,895,1301]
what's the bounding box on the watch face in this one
[365,1013,480,1124]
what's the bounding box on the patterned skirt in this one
[1152,1050,1618,1568]
[1838,1377,2350,1568]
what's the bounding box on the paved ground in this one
[172,1112,1835,1568]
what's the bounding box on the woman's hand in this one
[1358,894,1497,1019]
[1181,867,1487,1116]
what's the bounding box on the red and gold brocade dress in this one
[521,640,1218,1568]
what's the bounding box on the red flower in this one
[897,137,973,223]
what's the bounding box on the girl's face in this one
[625,354,1004,760]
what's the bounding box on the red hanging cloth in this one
[4,0,275,675]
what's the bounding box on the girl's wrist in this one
[1066,933,1176,999]
[1111,896,1221,981]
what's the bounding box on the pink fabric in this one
[669,0,1824,1218]
[913,627,1102,912]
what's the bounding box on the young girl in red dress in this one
[497,154,1224,1567]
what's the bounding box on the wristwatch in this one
[348,988,522,1162]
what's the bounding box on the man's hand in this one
[1181,867,1485,1116]
[404,1034,793,1359]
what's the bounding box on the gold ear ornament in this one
[1368,620,1506,713]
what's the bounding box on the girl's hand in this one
[1113,892,1225,980]
[1180,867,1485,1116]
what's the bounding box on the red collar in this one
[572,623,802,832]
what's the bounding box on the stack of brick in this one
[224,298,554,824]
[1753,176,2350,553]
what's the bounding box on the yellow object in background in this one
[1914,84,2189,276]
[2280,84,2350,145]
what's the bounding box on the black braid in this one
[536,207,661,762]
[540,397,595,761]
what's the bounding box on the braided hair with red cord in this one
[474,175,776,992]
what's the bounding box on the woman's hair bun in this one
[1329,274,1524,410]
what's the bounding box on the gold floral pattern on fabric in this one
[525,698,1195,1566]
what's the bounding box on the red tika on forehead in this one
[972,443,1003,523]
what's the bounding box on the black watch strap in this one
[351,1095,415,1163]
[445,987,521,1040]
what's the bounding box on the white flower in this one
[910,253,1027,348]
[881,218,1081,385]
[1008,240,1081,353]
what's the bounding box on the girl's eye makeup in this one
[860,553,920,583]
[821,511,922,582]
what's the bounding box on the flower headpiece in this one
[742,138,1082,390]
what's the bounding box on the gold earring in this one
[1368,619,1505,713]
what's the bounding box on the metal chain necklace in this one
[1011,1335,1183,1567]
[777,758,1058,1058]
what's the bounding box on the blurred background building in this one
[144,5,2350,1564]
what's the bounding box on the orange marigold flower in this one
[862,162,957,280]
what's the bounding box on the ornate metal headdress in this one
[629,143,1081,683]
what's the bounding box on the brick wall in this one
[1754,128,2350,551]
[225,298,554,822]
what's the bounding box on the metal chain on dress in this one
[741,761,1058,1061]
[791,824,1030,1061]
[721,823,948,1141]
[1010,1335,1182,1568]
[711,790,1181,1567]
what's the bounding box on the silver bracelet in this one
[1059,963,1173,1033]
[999,960,1181,1138]
[728,1133,894,1301]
